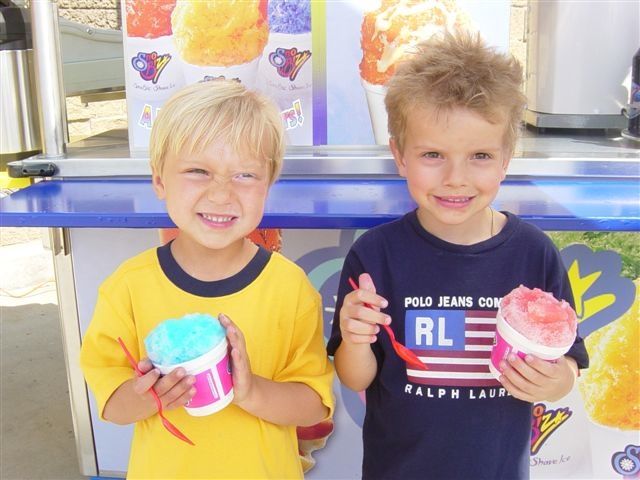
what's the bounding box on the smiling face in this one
[152,139,270,263]
[391,106,511,245]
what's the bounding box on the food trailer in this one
[1,1,638,479]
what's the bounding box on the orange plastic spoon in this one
[117,337,195,446]
[348,277,428,371]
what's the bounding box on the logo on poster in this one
[138,104,161,129]
[269,47,311,81]
[530,403,572,455]
[611,444,640,477]
[281,99,304,130]
[561,244,635,337]
[132,51,171,84]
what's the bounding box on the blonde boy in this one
[80,80,334,479]
[328,32,588,479]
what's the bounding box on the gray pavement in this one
[1,229,86,480]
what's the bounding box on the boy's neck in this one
[416,208,506,246]
[169,236,259,282]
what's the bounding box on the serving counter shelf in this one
[2,129,639,231]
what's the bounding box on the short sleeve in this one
[79,283,139,419]
[272,278,335,419]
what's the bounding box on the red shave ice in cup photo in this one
[126,0,176,39]
[489,285,578,380]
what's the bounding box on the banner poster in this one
[121,0,509,152]
[278,230,639,479]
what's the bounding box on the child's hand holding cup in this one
[145,313,234,416]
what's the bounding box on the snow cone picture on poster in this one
[529,388,594,479]
[145,313,234,416]
[171,1,269,89]
[125,0,184,101]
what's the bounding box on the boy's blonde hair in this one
[385,31,526,154]
[150,80,285,185]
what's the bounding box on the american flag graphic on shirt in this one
[403,309,501,387]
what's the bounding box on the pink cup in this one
[489,308,574,380]
[155,337,233,416]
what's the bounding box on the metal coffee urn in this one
[0,2,40,158]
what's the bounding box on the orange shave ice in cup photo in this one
[489,285,578,380]
[359,0,471,143]
[359,0,469,85]
[171,0,268,86]
[579,278,640,430]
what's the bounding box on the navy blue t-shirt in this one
[327,211,589,480]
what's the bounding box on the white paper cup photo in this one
[529,387,594,479]
[124,35,185,101]
[180,56,261,89]
[361,79,389,145]
[261,32,312,100]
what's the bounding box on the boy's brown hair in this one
[385,30,526,154]
[150,79,285,185]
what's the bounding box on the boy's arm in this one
[102,360,196,425]
[80,288,195,425]
[231,375,329,427]
[334,341,378,392]
[103,370,157,424]
[220,311,333,427]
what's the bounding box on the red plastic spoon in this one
[348,277,428,371]
[117,337,195,446]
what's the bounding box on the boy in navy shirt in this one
[327,32,588,479]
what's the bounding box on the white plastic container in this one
[489,309,573,380]
[156,337,234,416]
[180,56,261,88]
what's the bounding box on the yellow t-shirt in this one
[80,246,334,479]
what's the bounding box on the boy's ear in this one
[390,137,407,178]
[151,167,166,199]
[500,154,512,181]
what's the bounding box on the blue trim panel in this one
[1,178,638,231]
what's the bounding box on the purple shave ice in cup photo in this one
[268,0,311,34]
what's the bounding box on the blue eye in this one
[474,153,492,160]
[422,152,441,159]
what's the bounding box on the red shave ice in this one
[500,285,577,348]
[126,0,176,38]
[490,286,578,379]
